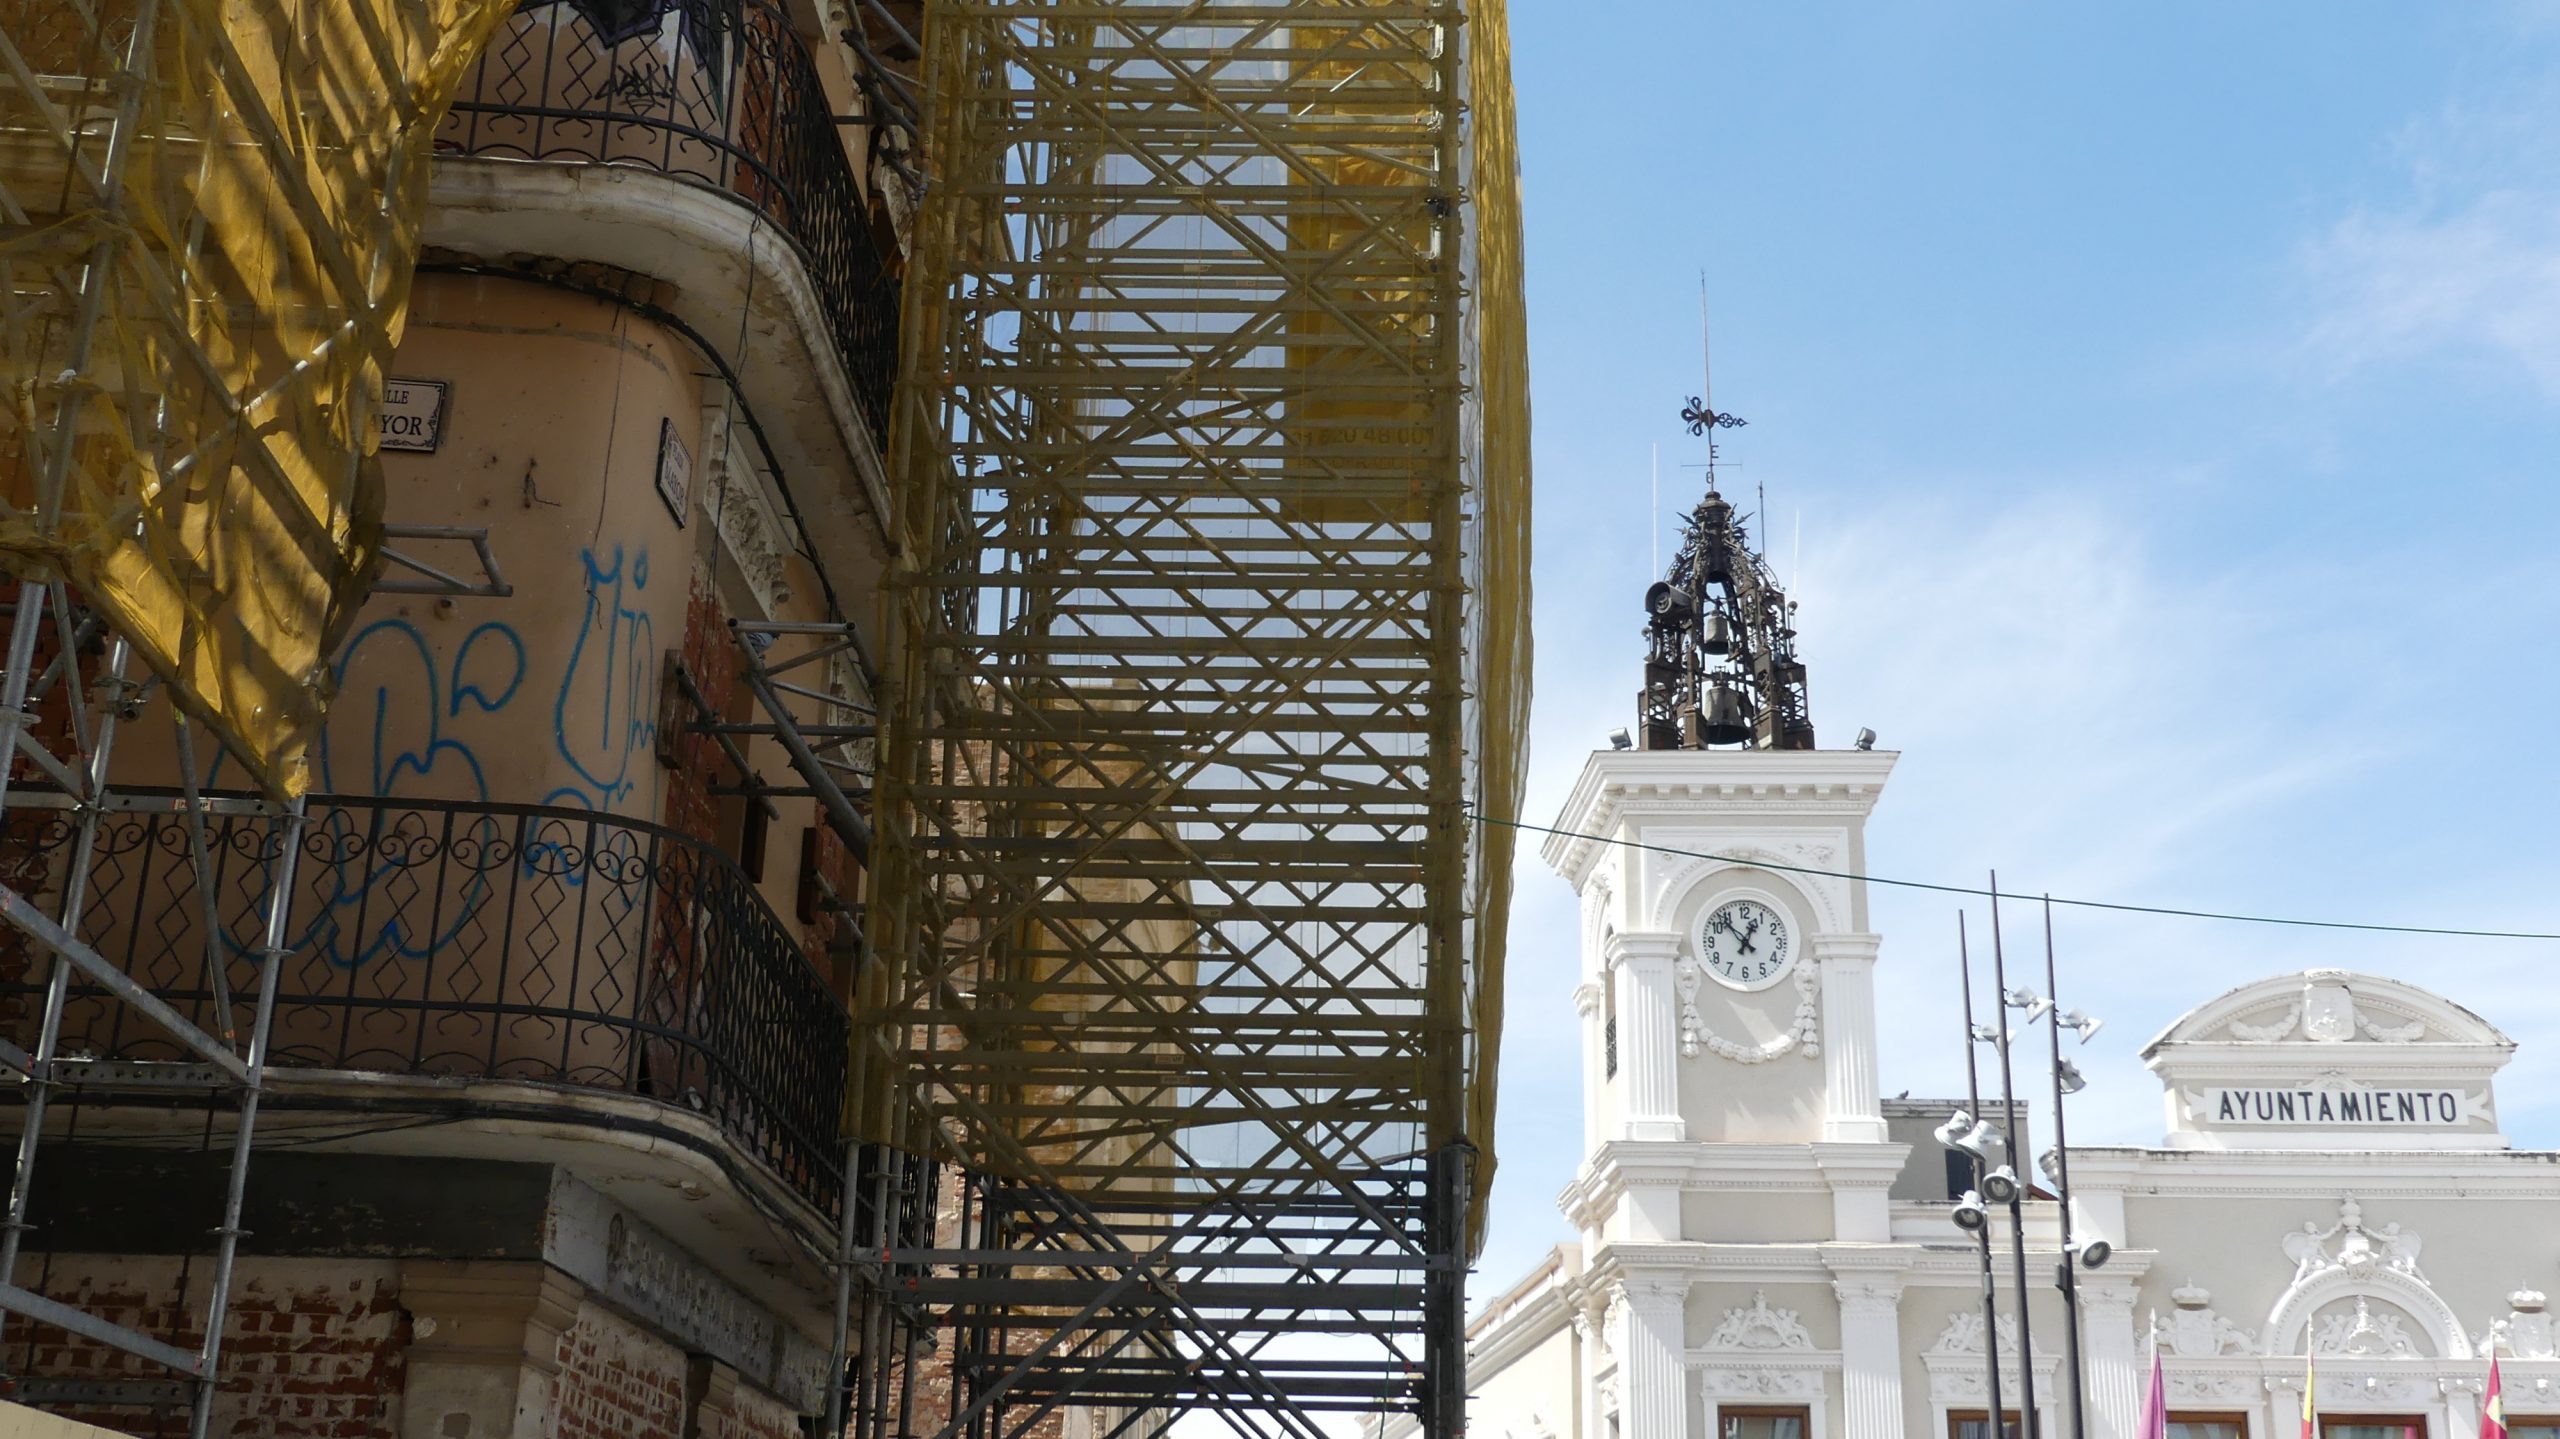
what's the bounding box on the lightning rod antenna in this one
[1699,273,1716,484]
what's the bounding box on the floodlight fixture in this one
[1982,1165,2021,1204]
[1952,1191,1989,1233]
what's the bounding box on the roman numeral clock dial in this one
[1698,897,1793,991]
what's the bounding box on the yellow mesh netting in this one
[0,0,513,796]
[1463,0,1532,1259]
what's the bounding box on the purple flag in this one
[2139,1348,2167,1439]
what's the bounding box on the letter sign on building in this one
[2190,1085,2491,1128]
[378,377,448,453]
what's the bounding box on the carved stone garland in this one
[1673,961,1820,1064]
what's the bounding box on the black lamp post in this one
[1984,879,2042,1439]
[2024,897,2108,1439]
[1947,913,2008,1438]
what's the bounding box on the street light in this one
[1952,1191,1990,1233]
[2032,898,2107,1439]
[1983,882,2044,1439]
[1982,1165,2021,1204]
[1950,915,2012,1439]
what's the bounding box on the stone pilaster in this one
[397,1260,584,1439]
[1606,932,1686,1143]
[2080,1280,2141,1439]
[1830,1268,1908,1439]
[1814,932,1886,1142]
[1576,980,1607,1157]
[1612,1277,1688,1439]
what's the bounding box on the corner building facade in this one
[1453,743,2560,1439]
[0,1,923,1434]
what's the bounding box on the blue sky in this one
[1482,1,2560,1297]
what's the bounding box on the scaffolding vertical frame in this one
[0,580,305,1438]
[861,2,1525,1435]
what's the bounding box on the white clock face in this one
[1697,897,1794,991]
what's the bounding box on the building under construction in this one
[0,0,1526,1436]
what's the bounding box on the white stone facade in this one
[1438,744,2553,1439]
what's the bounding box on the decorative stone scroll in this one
[2478,1290,2557,1360]
[2280,1197,2426,1285]
[2310,1297,2423,1358]
[1923,1312,2056,1406]
[2151,1283,2257,1358]
[1704,1292,1816,1352]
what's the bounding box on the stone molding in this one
[1703,1291,1816,1351]
[400,1260,585,1374]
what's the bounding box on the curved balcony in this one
[0,794,848,1219]
[436,0,901,436]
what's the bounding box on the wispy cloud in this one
[2298,50,2560,397]
[2300,191,2560,396]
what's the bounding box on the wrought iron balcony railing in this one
[0,794,849,1218]
[439,0,902,436]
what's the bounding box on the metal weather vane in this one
[1680,396,1746,435]
[1632,285,1813,753]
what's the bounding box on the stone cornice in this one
[1545,750,1898,885]
[1603,929,1682,970]
[2065,1145,2560,1194]
[1808,932,1883,962]
[1563,1140,1913,1228]
[1465,1260,1588,1376]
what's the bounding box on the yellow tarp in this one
[0,0,512,795]
[1284,17,1440,525]
[1463,0,1533,1260]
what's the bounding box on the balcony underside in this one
[423,158,893,607]
[0,1067,838,1328]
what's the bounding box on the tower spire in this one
[1641,310,1814,752]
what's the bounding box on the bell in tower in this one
[1634,394,1815,752]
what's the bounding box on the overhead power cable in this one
[1470,810,2560,942]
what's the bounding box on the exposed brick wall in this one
[663,566,743,849]
[702,1380,802,1439]
[3,1256,404,1439]
[552,1301,689,1439]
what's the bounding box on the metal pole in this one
[0,586,56,1337]
[1957,915,2007,1437]
[828,1139,864,1439]
[1987,876,2040,1439]
[2042,899,2087,1439]
[188,797,307,1439]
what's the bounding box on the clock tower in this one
[1543,456,1910,1439]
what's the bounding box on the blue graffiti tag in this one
[545,544,659,813]
[297,617,529,968]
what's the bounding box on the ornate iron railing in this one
[439,0,902,435]
[0,794,849,1218]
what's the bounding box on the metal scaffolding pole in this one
[855,2,1526,1435]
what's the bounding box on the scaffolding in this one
[0,0,507,1429]
[857,1,1530,1435]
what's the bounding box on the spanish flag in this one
[2302,1350,2316,1439]
[2485,1352,2508,1438]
